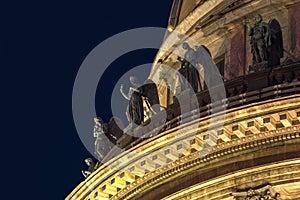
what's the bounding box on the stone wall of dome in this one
[153,0,300,107]
[66,1,300,200]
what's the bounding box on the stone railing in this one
[117,62,300,149]
[66,62,300,199]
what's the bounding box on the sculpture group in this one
[82,15,286,178]
[233,188,281,200]
[81,42,212,175]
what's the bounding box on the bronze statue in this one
[120,76,143,127]
[178,42,202,93]
[244,15,283,68]
[81,158,96,178]
[120,76,160,127]
[178,43,213,92]
[178,59,201,93]
[244,14,271,64]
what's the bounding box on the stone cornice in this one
[66,95,300,200]
[162,160,300,200]
[118,131,300,199]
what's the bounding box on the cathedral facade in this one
[67,1,300,199]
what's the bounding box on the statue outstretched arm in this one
[120,84,140,100]
[242,19,252,35]
[129,87,139,93]
[120,84,130,100]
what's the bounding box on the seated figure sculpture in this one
[81,158,96,178]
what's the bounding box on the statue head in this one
[93,117,107,137]
[129,76,140,87]
[265,190,271,195]
[85,158,93,166]
[247,189,255,196]
[94,117,103,125]
[183,61,189,68]
[254,14,262,23]
[182,42,190,50]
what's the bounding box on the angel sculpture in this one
[243,14,283,68]
[120,76,160,128]
[179,42,202,93]
[179,42,213,92]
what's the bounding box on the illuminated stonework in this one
[66,0,300,199]
[66,93,300,200]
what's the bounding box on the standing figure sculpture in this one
[120,76,160,128]
[244,14,284,69]
[93,117,112,161]
[178,42,202,93]
[120,76,143,127]
[244,14,270,64]
[178,43,213,93]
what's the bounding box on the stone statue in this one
[246,189,260,200]
[93,117,112,161]
[178,43,213,92]
[273,193,282,200]
[244,14,271,65]
[93,117,108,137]
[120,76,144,127]
[233,187,281,200]
[263,190,275,200]
[178,42,202,93]
[81,158,96,178]
[182,42,197,62]
[244,15,284,69]
[120,77,160,127]
[195,45,213,91]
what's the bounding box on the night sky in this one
[2,1,173,199]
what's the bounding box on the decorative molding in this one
[66,95,300,200]
[161,162,300,200]
[232,185,281,200]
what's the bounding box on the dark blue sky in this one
[2,1,172,199]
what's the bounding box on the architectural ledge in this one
[66,94,300,200]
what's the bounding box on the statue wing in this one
[108,117,124,142]
[129,90,144,125]
[267,19,284,67]
[140,79,160,113]
[268,19,284,57]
